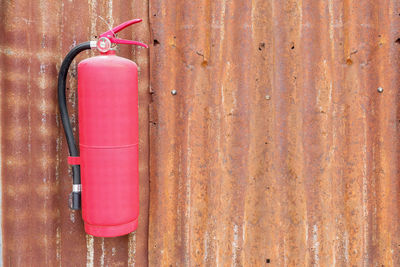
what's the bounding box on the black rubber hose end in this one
[69,192,81,210]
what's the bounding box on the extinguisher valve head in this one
[96,37,112,53]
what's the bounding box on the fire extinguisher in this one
[58,19,148,237]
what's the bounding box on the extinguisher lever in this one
[99,19,148,48]
[111,39,148,48]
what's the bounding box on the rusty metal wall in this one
[148,0,400,266]
[2,0,400,266]
[0,0,150,266]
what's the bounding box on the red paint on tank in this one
[77,51,139,237]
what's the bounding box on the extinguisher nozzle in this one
[69,192,81,210]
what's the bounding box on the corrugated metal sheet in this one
[148,0,400,266]
[1,0,149,266]
[2,0,400,266]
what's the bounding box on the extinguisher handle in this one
[99,19,148,48]
[100,19,142,37]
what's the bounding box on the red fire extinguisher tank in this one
[77,50,139,237]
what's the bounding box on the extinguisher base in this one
[84,218,138,237]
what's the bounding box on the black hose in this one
[58,41,91,210]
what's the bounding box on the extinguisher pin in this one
[98,16,115,36]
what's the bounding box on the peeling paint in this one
[128,232,136,267]
[100,238,105,267]
[86,235,94,267]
